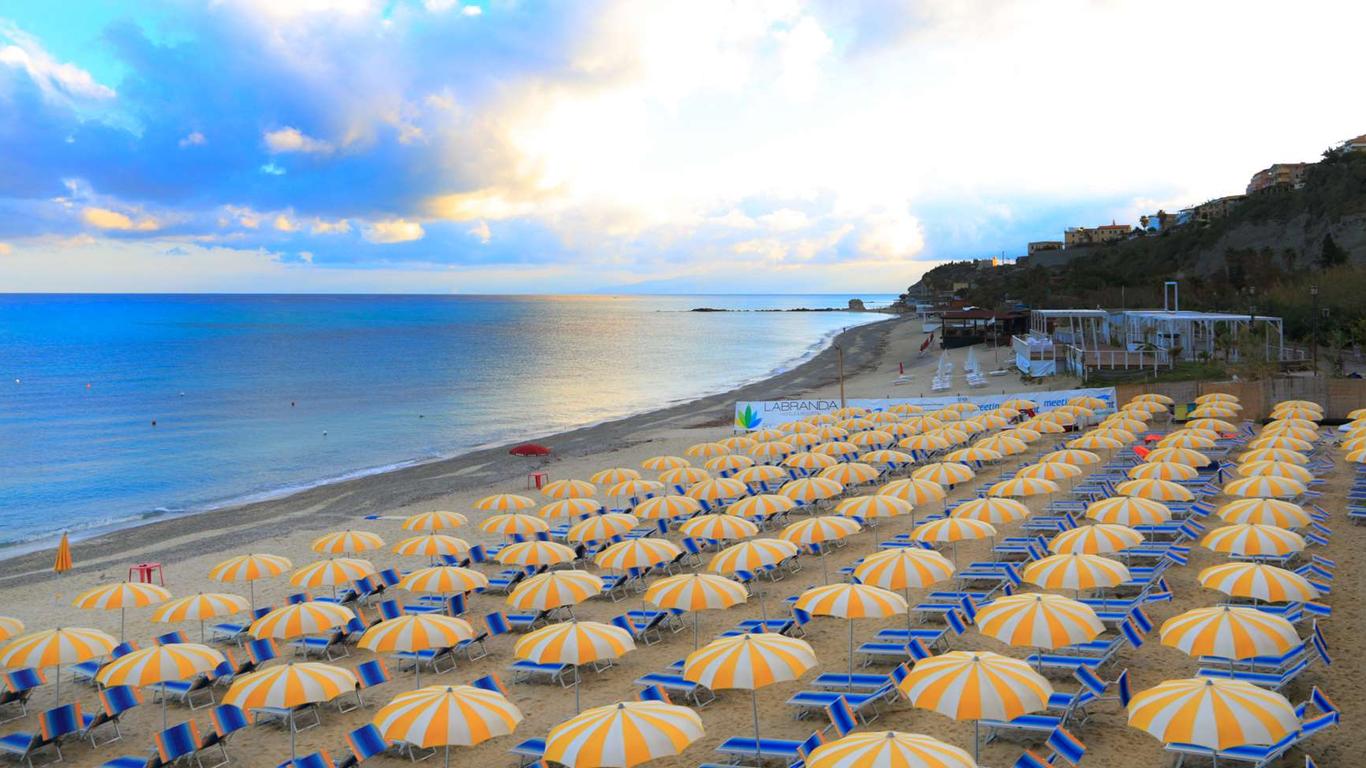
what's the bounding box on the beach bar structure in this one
[939,309,1028,349]
[1015,308,1298,377]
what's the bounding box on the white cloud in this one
[0,242,11,256]
[263,127,333,154]
[362,218,425,244]
[178,131,206,148]
[757,209,810,231]
[310,218,351,235]
[82,207,160,232]
[467,220,491,244]
[462,5,482,16]
[273,214,296,232]
[0,21,116,105]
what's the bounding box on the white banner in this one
[733,386,1118,430]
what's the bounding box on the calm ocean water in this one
[0,294,891,548]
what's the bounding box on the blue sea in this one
[0,294,892,549]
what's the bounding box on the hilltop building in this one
[1247,163,1310,194]
[1064,223,1132,247]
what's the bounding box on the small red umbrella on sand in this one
[510,443,551,457]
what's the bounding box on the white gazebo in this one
[1118,310,1287,362]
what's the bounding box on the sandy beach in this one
[1,316,1357,768]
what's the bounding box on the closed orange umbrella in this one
[53,533,72,574]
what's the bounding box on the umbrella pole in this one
[693,612,700,650]
[751,688,761,762]
[416,660,421,689]
[200,620,206,643]
[53,666,59,705]
[162,695,168,730]
[291,712,297,760]
[575,676,581,714]
[847,620,855,691]
[120,608,126,642]
[974,720,980,764]
[446,746,451,768]
[249,581,256,612]
[821,549,829,584]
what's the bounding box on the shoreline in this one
[0,314,904,587]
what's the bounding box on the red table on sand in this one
[526,471,549,490]
[128,562,165,585]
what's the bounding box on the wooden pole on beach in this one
[837,345,846,409]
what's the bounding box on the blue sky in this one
[1,0,1363,293]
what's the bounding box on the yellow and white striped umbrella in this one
[951,497,1030,525]
[659,467,711,487]
[1091,427,1136,444]
[222,661,357,710]
[882,423,921,439]
[399,566,490,595]
[854,549,955,590]
[1128,462,1199,481]
[1132,393,1175,405]
[0,627,116,671]
[249,602,355,640]
[784,451,839,472]
[539,499,603,519]
[95,643,224,689]
[913,462,976,485]
[1345,446,1366,463]
[749,441,796,462]
[509,570,604,611]
[545,701,703,768]
[595,539,684,571]
[1035,410,1076,427]
[1185,418,1236,433]
[209,553,292,583]
[1158,432,1216,449]
[734,465,789,485]
[1245,434,1312,452]
[685,477,750,503]
[1007,427,1043,444]
[151,593,251,637]
[812,441,861,458]
[566,513,640,544]
[1066,395,1106,410]
[1197,562,1319,603]
[0,618,24,643]
[708,538,799,574]
[1190,404,1240,419]
[820,462,880,485]
[473,494,536,512]
[1159,606,1299,660]
[1066,434,1122,451]
[780,420,819,434]
[726,494,795,520]
[358,614,477,655]
[607,480,664,499]
[779,476,845,503]
[902,416,945,433]
[633,495,701,520]
[975,593,1103,649]
[1086,496,1171,525]
[807,731,975,768]
[987,477,1059,498]
[643,456,691,472]
[898,651,1052,723]
[401,511,468,532]
[974,435,1028,456]
[1222,476,1306,499]
[899,433,952,452]
[1015,462,1083,482]
[1259,424,1318,442]
[374,684,523,754]
[479,513,550,538]
[1049,524,1143,555]
[1019,419,1065,435]
[1201,524,1306,557]
[591,468,641,486]
[73,582,171,611]
[879,478,947,505]
[1145,447,1211,466]
[392,535,471,559]
[1127,677,1298,751]
[515,621,635,666]
[910,518,996,544]
[1115,478,1193,501]
[686,442,731,459]
[1268,408,1321,423]
[645,574,748,613]
[541,479,598,499]
[1195,393,1239,404]
[495,541,577,567]
[1041,449,1101,466]
[748,428,786,441]
[943,447,1002,464]
[704,455,754,475]
[795,584,907,619]
[679,514,759,541]
[850,426,895,444]
[780,516,861,547]
[312,530,386,553]
[1000,398,1037,410]
[1023,554,1130,591]
[1215,499,1311,528]
[291,557,377,588]
[1103,416,1150,433]
[1238,448,1306,465]
[684,632,816,690]
[835,495,912,521]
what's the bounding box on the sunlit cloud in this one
[263,127,333,154]
[82,207,159,232]
[362,218,425,244]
